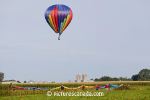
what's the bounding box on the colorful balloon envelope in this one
[45,4,73,40]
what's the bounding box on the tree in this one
[131,69,150,81]
[100,76,112,81]
[0,72,4,82]
[119,77,131,81]
[112,77,119,81]
[94,78,99,82]
[94,76,131,81]
[131,74,139,81]
[138,69,150,81]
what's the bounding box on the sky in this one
[0,0,150,82]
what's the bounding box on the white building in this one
[75,74,88,82]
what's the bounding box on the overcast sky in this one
[0,0,150,82]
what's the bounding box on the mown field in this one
[0,81,150,100]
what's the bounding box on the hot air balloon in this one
[45,4,73,40]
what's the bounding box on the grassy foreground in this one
[0,85,150,100]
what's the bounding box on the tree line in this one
[93,69,150,81]
[0,69,150,82]
[0,72,4,82]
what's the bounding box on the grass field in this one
[0,81,150,100]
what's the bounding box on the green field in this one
[0,81,150,100]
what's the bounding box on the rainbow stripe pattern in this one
[45,4,73,35]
